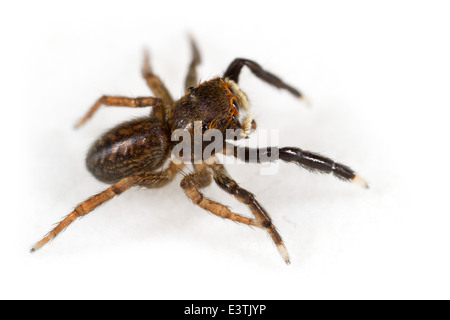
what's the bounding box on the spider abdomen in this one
[86,117,170,184]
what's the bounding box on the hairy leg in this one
[209,162,290,264]
[223,143,368,188]
[185,36,201,90]
[75,95,163,128]
[137,161,183,188]
[223,58,307,102]
[180,164,261,228]
[31,162,182,252]
[142,51,174,116]
[31,176,139,252]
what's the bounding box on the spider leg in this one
[224,143,368,188]
[31,162,183,252]
[137,161,183,188]
[31,175,139,252]
[75,95,164,128]
[209,162,290,264]
[142,50,174,116]
[184,35,201,90]
[223,58,307,103]
[180,163,262,228]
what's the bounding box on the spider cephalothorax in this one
[32,37,367,264]
[169,77,252,139]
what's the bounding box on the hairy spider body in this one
[86,117,170,184]
[170,77,242,134]
[32,38,367,264]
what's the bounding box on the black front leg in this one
[279,147,367,187]
[223,58,305,100]
[224,143,368,188]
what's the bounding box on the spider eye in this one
[187,86,195,91]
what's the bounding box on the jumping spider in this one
[31,38,368,264]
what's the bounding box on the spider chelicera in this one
[31,37,367,264]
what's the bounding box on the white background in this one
[2,0,450,299]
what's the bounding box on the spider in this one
[31,37,368,264]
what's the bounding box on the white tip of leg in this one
[277,244,291,265]
[30,243,41,253]
[300,94,311,107]
[352,174,369,189]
